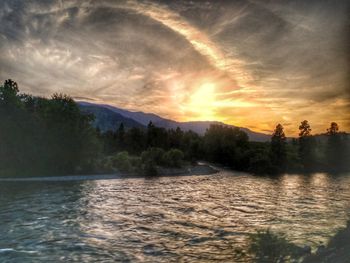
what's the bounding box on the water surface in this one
[1,170,349,262]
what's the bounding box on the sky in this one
[0,0,349,135]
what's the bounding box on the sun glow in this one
[187,83,217,120]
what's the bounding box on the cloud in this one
[0,0,348,135]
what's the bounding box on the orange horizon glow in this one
[1,1,349,136]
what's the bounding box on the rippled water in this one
[1,170,350,262]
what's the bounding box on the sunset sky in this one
[0,0,349,135]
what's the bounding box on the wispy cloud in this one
[0,0,348,135]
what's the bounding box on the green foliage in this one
[125,127,146,154]
[147,121,169,149]
[249,229,303,262]
[203,124,249,168]
[117,123,125,149]
[326,131,349,172]
[298,136,316,172]
[303,220,350,263]
[0,79,21,107]
[111,151,132,173]
[327,220,350,250]
[163,149,184,168]
[1,79,348,177]
[139,147,166,176]
[245,143,274,174]
[181,130,203,162]
[270,124,287,172]
[0,80,101,177]
[142,159,158,176]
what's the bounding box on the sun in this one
[187,83,216,120]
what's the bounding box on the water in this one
[1,170,350,262]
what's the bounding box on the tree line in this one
[0,79,349,177]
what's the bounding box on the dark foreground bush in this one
[249,229,305,262]
[303,220,350,263]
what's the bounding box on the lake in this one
[1,170,350,262]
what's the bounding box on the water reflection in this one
[0,171,349,262]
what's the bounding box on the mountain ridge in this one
[78,101,271,142]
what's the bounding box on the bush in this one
[249,229,303,262]
[140,148,167,176]
[111,151,131,173]
[163,149,184,167]
[141,147,165,165]
[129,156,142,171]
[142,159,158,176]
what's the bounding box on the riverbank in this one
[246,221,350,262]
[0,163,219,182]
[302,221,350,263]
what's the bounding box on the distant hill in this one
[79,102,166,125]
[78,101,271,142]
[79,104,144,132]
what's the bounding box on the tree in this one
[298,120,315,171]
[299,120,311,137]
[326,122,348,172]
[270,124,287,172]
[117,122,125,149]
[327,122,339,135]
[168,127,183,149]
[0,79,20,106]
[203,124,249,168]
[140,147,165,176]
[181,130,203,162]
[163,149,184,167]
[0,81,101,176]
[111,151,131,173]
[146,121,168,149]
[125,127,146,154]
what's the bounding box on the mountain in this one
[78,101,271,142]
[79,104,144,132]
[79,101,165,126]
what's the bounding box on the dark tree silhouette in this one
[0,80,101,177]
[270,124,287,172]
[1,79,349,177]
[326,122,349,172]
[327,122,339,135]
[298,120,316,172]
[117,122,125,149]
[299,120,311,137]
[0,79,20,106]
[125,127,146,154]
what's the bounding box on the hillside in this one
[78,101,271,142]
[79,104,144,132]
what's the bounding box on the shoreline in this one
[0,163,219,182]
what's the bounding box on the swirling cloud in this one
[0,0,349,135]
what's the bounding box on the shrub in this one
[142,159,158,176]
[129,156,142,172]
[140,148,166,176]
[163,149,184,167]
[141,147,165,165]
[111,151,131,173]
[249,229,303,262]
